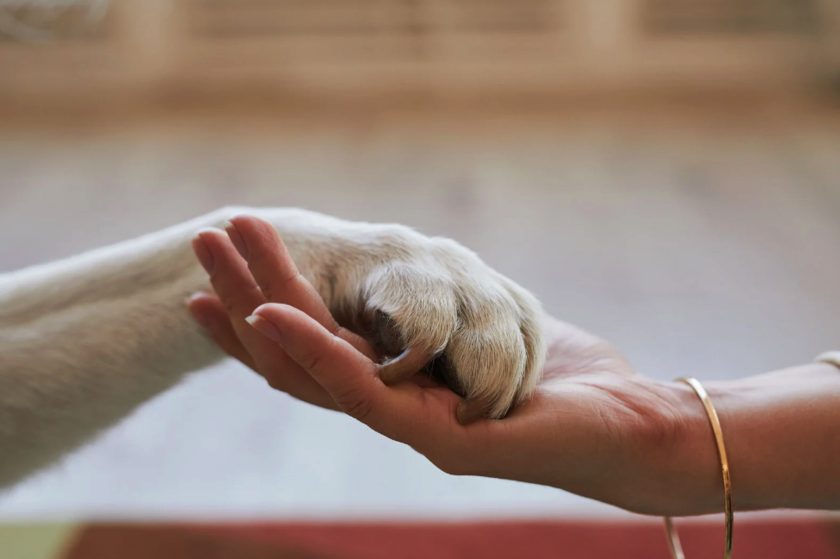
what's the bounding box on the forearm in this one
[0,206,424,488]
[670,361,840,515]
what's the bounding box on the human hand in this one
[189,211,545,421]
[189,216,722,516]
[246,303,721,516]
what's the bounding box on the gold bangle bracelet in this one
[816,351,840,370]
[664,377,733,559]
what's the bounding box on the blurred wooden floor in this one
[0,105,838,521]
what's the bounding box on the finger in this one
[194,228,265,323]
[250,303,397,427]
[226,215,378,362]
[194,230,339,409]
[195,227,298,363]
[194,229,320,391]
[226,216,339,333]
[188,292,257,370]
[250,303,483,468]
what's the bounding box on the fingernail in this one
[457,397,492,425]
[246,315,283,344]
[192,236,215,274]
[225,221,249,261]
[190,308,210,329]
[187,294,210,329]
[187,292,207,304]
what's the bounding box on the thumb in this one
[248,303,389,425]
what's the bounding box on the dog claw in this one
[457,396,493,425]
[379,347,432,385]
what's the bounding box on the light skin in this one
[189,215,840,517]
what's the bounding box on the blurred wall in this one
[1,0,839,525]
[0,0,838,106]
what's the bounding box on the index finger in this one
[226,215,339,335]
[251,303,459,444]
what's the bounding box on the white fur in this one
[0,207,545,489]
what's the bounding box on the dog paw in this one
[337,230,546,422]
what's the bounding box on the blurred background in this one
[1,0,840,557]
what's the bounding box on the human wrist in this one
[592,378,724,517]
[634,379,724,516]
[651,361,840,515]
[656,375,795,516]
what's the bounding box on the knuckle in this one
[299,347,325,374]
[221,297,236,314]
[259,271,299,302]
[338,389,375,422]
[222,297,237,314]
[220,284,262,314]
